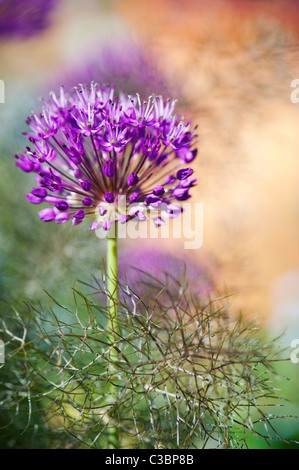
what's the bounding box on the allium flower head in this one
[15,83,198,231]
[0,0,57,39]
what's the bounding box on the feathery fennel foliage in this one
[0,266,295,449]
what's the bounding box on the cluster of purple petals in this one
[15,83,198,230]
[0,0,57,38]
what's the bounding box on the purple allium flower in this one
[127,172,139,187]
[119,214,129,224]
[79,180,92,192]
[81,196,93,207]
[55,200,69,211]
[25,193,43,204]
[103,220,111,231]
[16,83,197,230]
[14,153,40,172]
[172,188,191,201]
[72,209,85,226]
[99,207,107,217]
[154,216,166,227]
[177,168,194,181]
[129,192,140,203]
[104,192,115,204]
[165,175,176,185]
[153,185,165,197]
[31,187,47,198]
[55,212,70,224]
[38,208,56,222]
[176,148,197,163]
[103,158,115,178]
[118,245,216,307]
[0,0,57,39]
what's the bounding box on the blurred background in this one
[0,0,299,448]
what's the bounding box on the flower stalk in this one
[106,223,120,449]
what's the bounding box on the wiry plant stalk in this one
[106,223,120,449]
[1,265,297,449]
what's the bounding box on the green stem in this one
[106,223,120,449]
